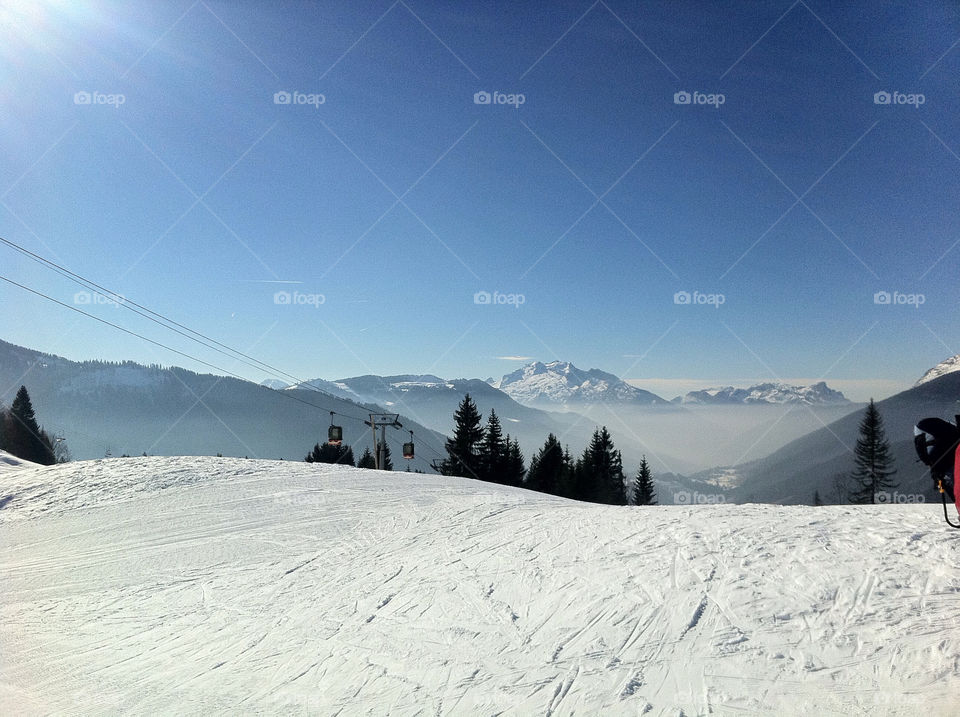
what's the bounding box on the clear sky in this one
[2,0,959,402]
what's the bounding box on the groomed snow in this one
[2,456,959,715]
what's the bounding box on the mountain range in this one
[11,339,952,501]
[675,381,849,406]
[0,339,445,470]
[670,370,960,505]
[491,361,667,406]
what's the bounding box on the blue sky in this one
[2,0,959,401]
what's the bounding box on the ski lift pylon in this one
[328,411,343,446]
[402,430,414,460]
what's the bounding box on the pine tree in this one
[479,409,506,483]
[813,489,823,506]
[611,449,627,505]
[441,393,484,479]
[578,427,627,505]
[381,441,393,471]
[849,399,897,504]
[633,455,657,505]
[569,454,591,502]
[305,442,355,466]
[527,433,564,495]
[5,386,55,465]
[0,407,9,454]
[558,446,576,499]
[504,436,525,487]
[357,446,376,469]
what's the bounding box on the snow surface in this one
[916,355,960,387]
[0,450,39,474]
[2,456,959,715]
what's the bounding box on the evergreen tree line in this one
[304,439,398,470]
[439,394,657,506]
[0,385,66,466]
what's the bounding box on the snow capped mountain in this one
[915,354,960,386]
[496,361,667,406]
[677,381,849,406]
[293,374,452,403]
[3,455,958,714]
[259,378,291,390]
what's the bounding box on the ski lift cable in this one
[0,275,376,430]
[0,236,328,390]
[0,238,429,438]
[0,270,450,461]
[0,237,451,461]
[0,237,410,408]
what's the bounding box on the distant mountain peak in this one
[496,360,667,406]
[676,381,849,406]
[915,355,960,386]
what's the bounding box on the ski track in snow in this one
[1,456,959,715]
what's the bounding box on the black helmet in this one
[914,417,959,476]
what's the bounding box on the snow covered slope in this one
[916,354,960,386]
[2,457,958,715]
[0,450,39,475]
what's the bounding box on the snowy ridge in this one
[2,456,958,715]
[915,355,960,386]
[677,381,849,405]
[0,450,40,475]
[496,361,666,406]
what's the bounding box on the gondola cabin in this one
[327,424,343,446]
